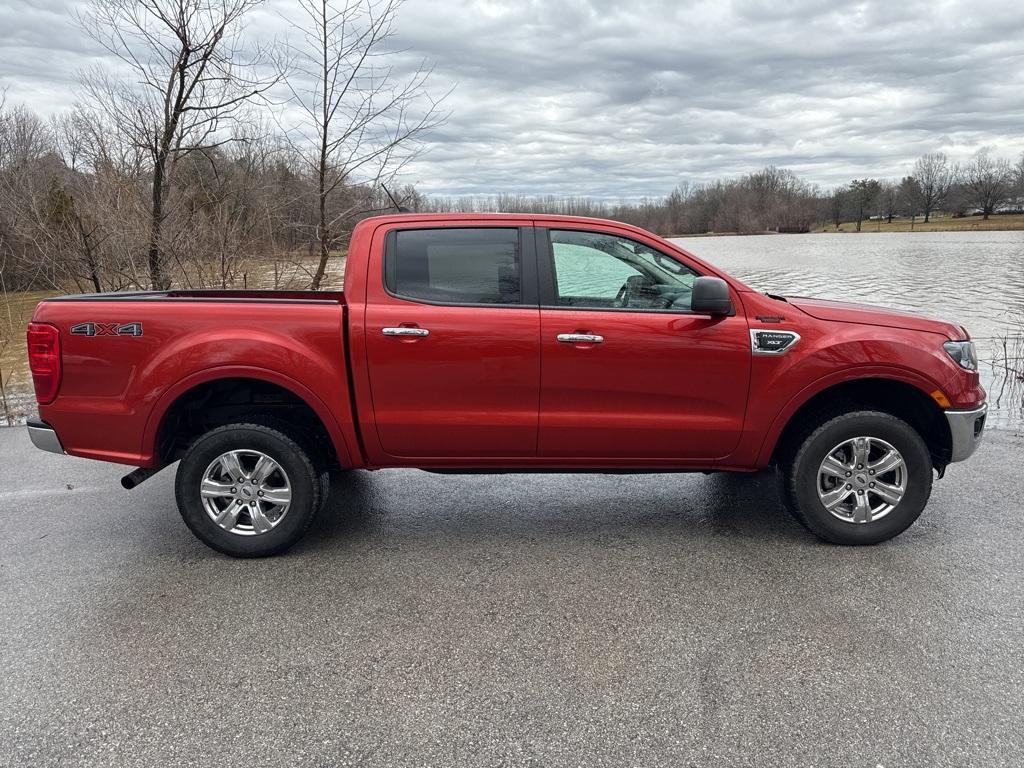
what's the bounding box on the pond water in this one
[673,231,1024,430]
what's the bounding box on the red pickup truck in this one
[26,214,987,556]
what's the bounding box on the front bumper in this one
[945,403,987,463]
[27,419,66,455]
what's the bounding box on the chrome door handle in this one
[557,333,603,344]
[383,327,430,337]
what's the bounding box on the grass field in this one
[817,213,1024,234]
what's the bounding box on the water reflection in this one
[674,231,1024,429]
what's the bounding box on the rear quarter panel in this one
[32,299,357,468]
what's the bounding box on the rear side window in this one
[385,228,521,305]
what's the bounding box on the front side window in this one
[387,228,521,305]
[549,230,698,311]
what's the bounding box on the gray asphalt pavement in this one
[1,426,1023,767]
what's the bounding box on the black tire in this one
[783,410,933,545]
[237,412,332,512]
[175,423,321,557]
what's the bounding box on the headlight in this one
[943,340,978,371]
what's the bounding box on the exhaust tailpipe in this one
[121,467,160,490]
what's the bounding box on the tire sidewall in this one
[175,426,318,557]
[791,412,932,545]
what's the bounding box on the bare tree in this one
[848,178,881,232]
[910,153,954,223]
[828,187,847,230]
[897,176,921,216]
[878,181,899,224]
[0,104,65,290]
[1013,151,1024,206]
[960,151,1013,220]
[78,0,277,290]
[281,0,447,289]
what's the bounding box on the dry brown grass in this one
[1,289,57,423]
[818,213,1024,234]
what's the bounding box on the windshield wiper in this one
[765,292,789,302]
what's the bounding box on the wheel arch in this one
[143,366,355,469]
[761,372,953,471]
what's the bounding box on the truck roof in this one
[357,211,659,235]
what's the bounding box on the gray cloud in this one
[2,0,1023,199]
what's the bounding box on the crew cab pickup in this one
[26,214,987,556]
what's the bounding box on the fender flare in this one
[754,364,946,466]
[141,364,356,469]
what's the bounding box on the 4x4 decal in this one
[70,322,144,337]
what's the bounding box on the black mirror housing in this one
[690,276,732,315]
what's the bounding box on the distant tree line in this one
[418,166,824,237]
[422,150,1024,238]
[825,151,1024,232]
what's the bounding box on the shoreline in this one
[671,214,1024,238]
[673,225,1024,238]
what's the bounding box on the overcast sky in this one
[1,0,1023,199]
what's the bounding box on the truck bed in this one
[31,290,356,467]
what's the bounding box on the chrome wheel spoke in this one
[820,484,852,510]
[251,455,277,485]
[201,479,234,499]
[852,492,872,523]
[214,502,242,530]
[249,504,274,534]
[820,455,850,480]
[852,438,870,468]
[869,449,904,476]
[219,451,245,482]
[872,480,904,506]
[261,487,291,506]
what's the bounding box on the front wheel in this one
[175,423,323,557]
[783,411,933,545]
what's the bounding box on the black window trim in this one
[383,225,538,308]
[534,226,731,316]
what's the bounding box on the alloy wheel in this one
[816,436,907,524]
[199,450,292,536]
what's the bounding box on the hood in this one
[785,296,967,340]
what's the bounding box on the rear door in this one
[536,225,751,461]
[363,224,540,459]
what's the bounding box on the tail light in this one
[27,322,62,404]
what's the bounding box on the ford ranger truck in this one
[25,214,987,556]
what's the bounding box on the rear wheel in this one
[783,411,933,545]
[175,423,322,557]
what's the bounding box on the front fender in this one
[731,322,974,469]
[753,362,945,467]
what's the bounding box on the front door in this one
[536,226,751,461]
[363,225,540,459]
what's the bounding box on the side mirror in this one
[690,276,732,315]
